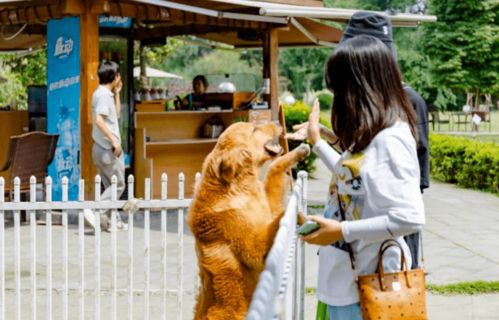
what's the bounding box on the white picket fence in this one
[0,173,198,320]
[247,171,308,320]
[0,172,308,320]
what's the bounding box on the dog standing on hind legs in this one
[187,122,310,320]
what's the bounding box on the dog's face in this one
[204,122,283,184]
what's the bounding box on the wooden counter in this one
[134,108,271,198]
[0,111,29,181]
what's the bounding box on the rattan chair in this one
[429,105,451,131]
[0,131,58,200]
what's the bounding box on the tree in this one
[423,0,499,106]
[395,27,457,109]
[0,49,46,109]
[279,47,331,99]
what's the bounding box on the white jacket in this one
[313,121,425,306]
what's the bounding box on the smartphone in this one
[296,220,320,236]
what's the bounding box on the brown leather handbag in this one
[356,240,427,320]
[337,194,427,319]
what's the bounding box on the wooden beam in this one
[91,1,170,22]
[263,27,279,120]
[262,0,323,7]
[0,4,63,25]
[168,9,267,29]
[60,0,85,15]
[80,3,99,198]
[134,24,262,39]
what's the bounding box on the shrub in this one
[317,92,333,111]
[283,101,331,177]
[429,134,499,194]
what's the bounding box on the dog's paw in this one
[294,143,311,161]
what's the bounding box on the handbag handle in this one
[377,239,412,291]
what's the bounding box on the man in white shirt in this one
[84,61,126,231]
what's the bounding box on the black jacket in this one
[404,84,430,192]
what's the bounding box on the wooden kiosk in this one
[0,0,436,199]
[134,100,271,198]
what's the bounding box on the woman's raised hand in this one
[307,99,321,146]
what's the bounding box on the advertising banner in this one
[47,17,81,201]
[99,16,132,28]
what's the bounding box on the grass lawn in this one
[321,110,499,143]
[446,111,499,144]
[426,281,499,295]
[307,281,499,296]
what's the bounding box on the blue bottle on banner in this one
[53,103,80,198]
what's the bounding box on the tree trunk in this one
[139,44,148,89]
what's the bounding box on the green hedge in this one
[317,92,333,111]
[283,101,331,176]
[430,134,499,194]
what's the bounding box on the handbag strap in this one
[378,239,409,273]
[420,230,425,269]
[337,194,358,279]
[377,239,413,290]
[337,194,411,282]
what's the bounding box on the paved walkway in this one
[303,159,499,320]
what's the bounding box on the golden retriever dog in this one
[187,121,310,320]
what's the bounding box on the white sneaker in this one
[83,209,96,230]
[106,220,128,232]
[117,220,128,231]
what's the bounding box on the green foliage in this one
[0,50,46,109]
[183,50,260,81]
[155,39,211,72]
[427,281,499,295]
[316,91,334,111]
[429,134,499,194]
[283,101,331,176]
[394,28,457,110]
[305,287,316,295]
[160,48,260,85]
[0,62,26,108]
[423,0,499,95]
[279,47,330,98]
[143,38,185,67]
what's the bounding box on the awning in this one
[129,0,436,48]
[204,0,437,26]
[197,17,342,48]
[133,66,183,79]
[0,33,44,51]
[0,0,437,51]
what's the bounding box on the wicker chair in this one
[0,131,58,200]
[428,104,451,131]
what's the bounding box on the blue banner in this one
[47,17,81,201]
[99,16,132,28]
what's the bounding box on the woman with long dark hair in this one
[300,35,425,319]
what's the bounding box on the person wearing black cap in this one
[341,11,429,270]
[298,35,424,320]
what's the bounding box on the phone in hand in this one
[296,220,320,236]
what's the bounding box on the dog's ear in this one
[216,148,252,184]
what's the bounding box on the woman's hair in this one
[325,35,417,153]
[193,75,208,88]
[98,61,120,85]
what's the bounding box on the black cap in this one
[340,11,396,59]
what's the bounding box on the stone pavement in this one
[303,159,499,320]
[3,213,199,319]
